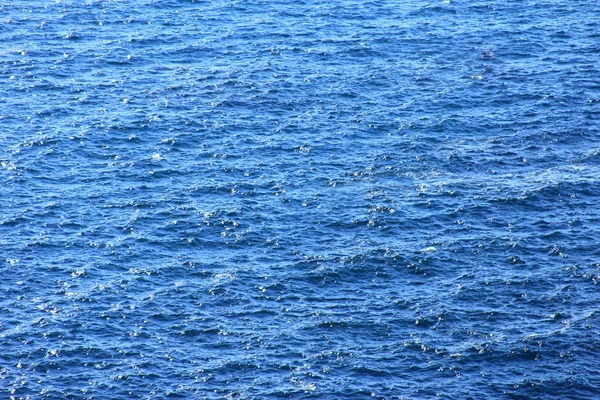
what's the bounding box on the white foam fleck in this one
[420,246,437,253]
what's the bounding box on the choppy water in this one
[2,1,600,398]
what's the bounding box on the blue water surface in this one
[1,0,600,398]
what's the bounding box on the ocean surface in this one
[1,1,600,398]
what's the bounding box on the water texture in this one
[1,0,600,398]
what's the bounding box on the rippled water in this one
[2,1,600,398]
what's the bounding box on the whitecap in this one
[419,246,437,253]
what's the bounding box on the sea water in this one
[1,1,600,398]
